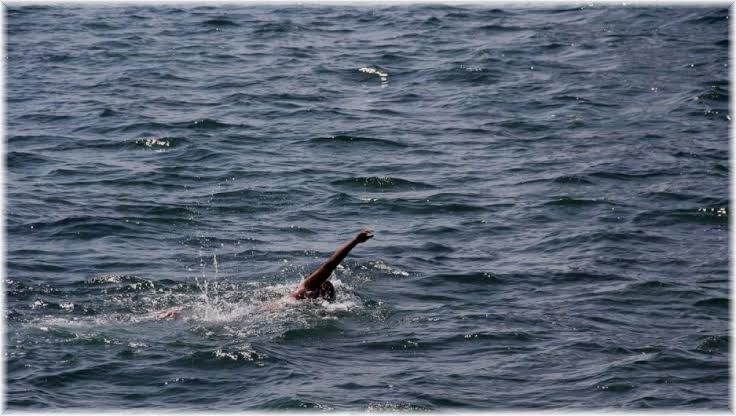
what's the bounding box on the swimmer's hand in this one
[356,228,374,243]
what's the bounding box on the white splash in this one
[369,260,409,277]
[214,343,265,361]
[24,276,365,349]
[137,137,171,149]
[359,67,389,87]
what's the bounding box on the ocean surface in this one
[4,4,730,410]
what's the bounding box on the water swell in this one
[331,176,435,192]
[306,135,407,148]
[202,18,240,28]
[633,207,728,226]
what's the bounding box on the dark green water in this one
[5,5,729,410]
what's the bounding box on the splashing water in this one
[359,67,389,87]
[22,271,365,349]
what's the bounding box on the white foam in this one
[359,66,389,87]
[137,137,172,149]
[214,343,265,361]
[25,277,365,349]
[369,260,409,277]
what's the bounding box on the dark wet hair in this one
[306,281,335,301]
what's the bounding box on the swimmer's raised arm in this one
[292,228,374,299]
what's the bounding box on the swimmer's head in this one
[305,281,335,302]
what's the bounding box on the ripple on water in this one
[331,177,436,192]
[305,135,408,149]
[633,207,728,227]
[202,18,240,27]
[367,402,430,412]
[695,335,728,354]
[134,136,186,150]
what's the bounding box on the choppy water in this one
[5,4,729,410]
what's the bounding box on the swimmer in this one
[158,228,374,319]
[291,227,373,301]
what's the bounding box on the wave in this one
[695,87,728,103]
[167,346,267,369]
[326,192,487,215]
[82,21,119,30]
[696,335,728,353]
[431,66,500,85]
[643,191,724,204]
[417,271,501,287]
[85,273,151,286]
[567,340,662,355]
[588,169,678,181]
[693,297,728,309]
[97,119,243,135]
[28,362,124,388]
[633,207,728,226]
[331,176,435,192]
[413,225,462,236]
[203,18,239,27]
[366,402,430,412]
[205,188,295,213]
[684,10,728,25]
[210,188,291,201]
[542,197,617,208]
[134,136,187,149]
[253,21,299,36]
[186,118,241,130]
[552,175,595,184]
[517,175,595,186]
[305,135,407,148]
[17,113,75,123]
[527,230,672,254]
[7,151,59,169]
[477,24,526,33]
[17,216,140,241]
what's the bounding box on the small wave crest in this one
[359,67,389,87]
[366,260,409,277]
[633,206,728,226]
[306,135,407,148]
[542,197,616,208]
[367,402,429,412]
[331,176,435,192]
[203,18,239,28]
[135,137,182,150]
[696,335,728,353]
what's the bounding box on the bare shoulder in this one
[158,310,179,320]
